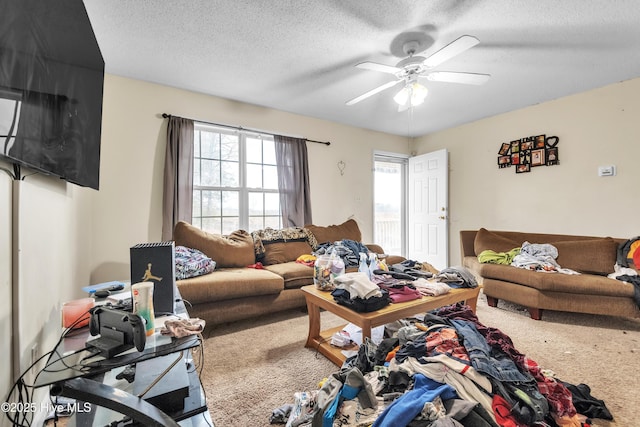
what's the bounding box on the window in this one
[192,123,281,234]
[373,152,408,256]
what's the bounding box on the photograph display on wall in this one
[531,148,545,166]
[496,134,559,173]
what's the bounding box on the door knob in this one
[439,215,446,220]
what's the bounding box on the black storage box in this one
[130,241,176,315]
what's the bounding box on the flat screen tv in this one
[0,0,104,190]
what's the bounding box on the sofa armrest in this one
[365,244,406,266]
[460,230,479,260]
[365,243,385,254]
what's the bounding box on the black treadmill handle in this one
[51,377,180,427]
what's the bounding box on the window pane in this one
[248,216,264,231]
[264,215,280,229]
[246,163,262,188]
[248,192,264,215]
[265,192,280,215]
[246,137,262,163]
[193,189,201,216]
[222,191,239,216]
[202,190,221,216]
[221,160,239,187]
[374,159,404,256]
[263,165,278,189]
[202,217,221,235]
[201,131,219,159]
[193,130,201,157]
[193,160,201,187]
[263,139,276,165]
[222,217,239,235]
[200,159,220,186]
[221,134,239,161]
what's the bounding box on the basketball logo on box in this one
[130,241,176,314]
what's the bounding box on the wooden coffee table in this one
[301,284,480,366]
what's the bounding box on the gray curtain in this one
[274,135,312,227]
[162,116,194,241]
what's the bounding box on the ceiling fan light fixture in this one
[394,82,428,107]
[410,82,428,105]
[393,86,410,106]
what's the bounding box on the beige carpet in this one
[200,291,640,426]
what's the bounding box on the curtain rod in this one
[161,113,330,146]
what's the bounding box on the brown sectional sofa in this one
[173,219,404,325]
[461,228,640,320]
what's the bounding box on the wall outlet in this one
[598,165,616,176]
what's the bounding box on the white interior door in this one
[408,149,449,270]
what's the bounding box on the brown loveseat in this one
[460,228,640,320]
[173,219,404,325]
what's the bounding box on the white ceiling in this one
[83,0,640,137]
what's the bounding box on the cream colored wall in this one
[412,77,640,265]
[0,166,93,421]
[91,74,410,283]
[0,169,11,410]
[13,176,94,366]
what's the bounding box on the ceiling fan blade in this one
[356,61,402,75]
[423,35,480,69]
[424,71,490,85]
[345,80,402,106]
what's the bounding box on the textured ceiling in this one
[83,0,640,137]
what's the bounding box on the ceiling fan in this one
[346,35,490,111]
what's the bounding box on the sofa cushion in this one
[477,264,634,297]
[264,262,314,289]
[263,241,314,265]
[554,238,618,275]
[251,227,311,264]
[176,267,284,304]
[474,228,521,255]
[173,221,255,268]
[305,219,362,248]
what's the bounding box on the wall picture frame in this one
[546,147,559,165]
[498,155,511,167]
[531,148,545,166]
[510,140,520,153]
[516,163,531,173]
[520,140,533,151]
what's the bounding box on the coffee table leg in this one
[465,293,478,313]
[305,299,321,348]
[361,321,372,342]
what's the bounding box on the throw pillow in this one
[263,241,314,265]
[173,221,255,268]
[554,238,618,275]
[305,219,362,248]
[174,245,216,280]
[473,228,520,256]
[251,227,312,260]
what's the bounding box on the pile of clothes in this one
[271,304,612,427]
[330,261,478,313]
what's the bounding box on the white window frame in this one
[192,123,280,234]
[373,151,409,256]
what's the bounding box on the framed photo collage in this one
[498,134,559,173]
